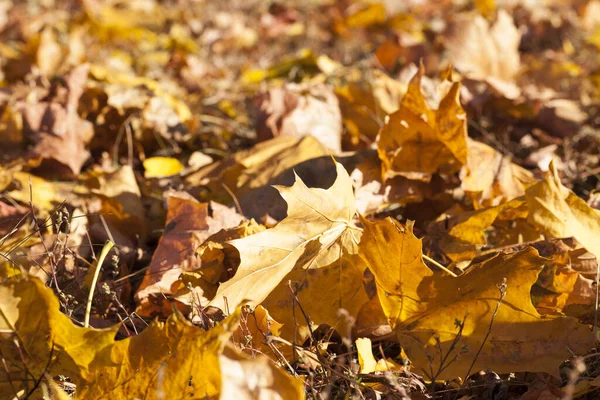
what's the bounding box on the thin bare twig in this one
[464,278,507,381]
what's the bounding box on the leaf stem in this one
[84,240,114,328]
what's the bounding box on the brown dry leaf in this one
[377,64,468,182]
[461,139,534,208]
[185,136,330,205]
[526,161,600,259]
[208,161,361,313]
[219,345,305,400]
[18,64,94,177]
[174,220,266,312]
[359,223,594,378]
[256,83,342,153]
[135,193,243,317]
[444,10,521,98]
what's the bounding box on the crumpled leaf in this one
[461,139,535,208]
[136,193,243,317]
[209,161,361,312]
[256,83,342,153]
[377,64,468,182]
[526,161,600,260]
[445,10,521,98]
[18,64,94,177]
[359,222,594,379]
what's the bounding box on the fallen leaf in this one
[79,310,242,399]
[526,161,600,259]
[356,337,378,373]
[186,136,330,206]
[256,83,342,153]
[377,64,468,182]
[18,64,94,177]
[445,10,521,97]
[358,216,432,327]
[136,194,243,317]
[143,156,185,178]
[219,345,305,400]
[0,277,119,397]
[461,139,534,208]
[359,221,594,379]
[209,161,361,313]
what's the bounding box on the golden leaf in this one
[377,64,468,182]
[359,223,594,379]
[526,161,600,259]
[143,156,185,178]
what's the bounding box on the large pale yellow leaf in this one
[526,161,600,259]
[209,161,361,312]
[377,64,468,182]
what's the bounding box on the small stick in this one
[464,278,507,381]
[84,240,115,328]
[423,254,458,277]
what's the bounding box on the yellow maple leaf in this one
[359,219,595,379]
[377,64,468,182]
[209,161,362,313]
[1,277,303,398]
[0,278,118,397]
[359,216,432,327]
[526,161,600,260]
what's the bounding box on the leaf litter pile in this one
[3,0,600,398]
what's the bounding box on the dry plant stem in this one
[594,261,600,337]
[463,278,507,382]
[422,254,457,277]
[84,240,115,328]
[286,283,371,393]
